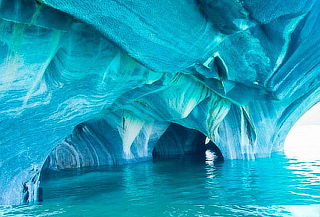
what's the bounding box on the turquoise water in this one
[1,152,320,217]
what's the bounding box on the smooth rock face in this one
[0,0,319,204]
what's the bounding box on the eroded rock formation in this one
[0,0,319,204]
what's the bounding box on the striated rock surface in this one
[0,0,319,204]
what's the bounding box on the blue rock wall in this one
[0,0,319,204]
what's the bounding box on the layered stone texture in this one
[0,0,319,204]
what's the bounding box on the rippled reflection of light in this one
[205,150,216,166]
[284,205,320,217]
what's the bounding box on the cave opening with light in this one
[284,103,320,160]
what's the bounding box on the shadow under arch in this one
[153,123,223,161]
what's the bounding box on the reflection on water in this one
[1,151,320,217]
[282,123,320,206]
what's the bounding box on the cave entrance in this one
[152,123,223,163]
[284,103,320,160]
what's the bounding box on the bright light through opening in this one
[284,103,320,160]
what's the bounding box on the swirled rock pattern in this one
[0,0,319,204]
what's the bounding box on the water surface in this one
[1,151,320,217]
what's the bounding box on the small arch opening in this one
[152,123,223,162]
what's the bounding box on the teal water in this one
[1,152,320,217]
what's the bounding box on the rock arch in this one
[0,0,319,204]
